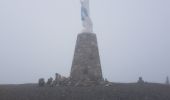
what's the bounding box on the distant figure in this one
[52,73,62,86]
[38,78,45,87]
[166,76,169,85]
[46,77,53,86]
[104,78,108,82]
[137,77,144,84]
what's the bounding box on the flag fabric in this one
[81,0,89,21]
[81,7,88,21]
[80,0,93,32]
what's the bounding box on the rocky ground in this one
[0,83,170,100]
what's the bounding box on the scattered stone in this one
[38,78,45,87]
[46,77,53,86]
[104,83,112,87]
[51,73,70,86]
[52,73,62,86]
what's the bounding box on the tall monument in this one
[70,0,103,85]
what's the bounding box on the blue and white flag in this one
[80,0,93,32]
[81,7,88,21]
[80,0,89,21]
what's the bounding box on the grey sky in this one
[0,0,169,84]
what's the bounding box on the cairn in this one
[137,77,145,84]
[46,77,53,86]
[38,78,45,87]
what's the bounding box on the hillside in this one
[0,83,170,100]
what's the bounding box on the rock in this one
[46,77,53,86]
[38,78,45,87]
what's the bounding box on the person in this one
[137,77,144,84]
[166,76,169,85]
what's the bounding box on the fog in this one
[0,0,169,84]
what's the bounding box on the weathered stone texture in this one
[70,32,103,83]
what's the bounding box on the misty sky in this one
[0,0,170,84]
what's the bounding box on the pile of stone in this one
[38,73,70,87]
[38,78,45,87]
[38,73,112,87]
[166,76,169,85]
[137,77,145,84]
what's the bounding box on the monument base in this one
[70,32,103,86]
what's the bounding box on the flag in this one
[81,6,88,21]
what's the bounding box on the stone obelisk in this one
[70,0,103,85]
